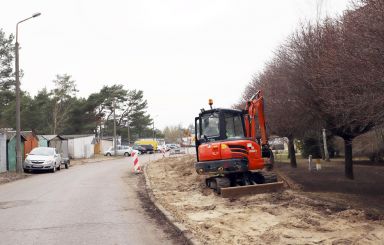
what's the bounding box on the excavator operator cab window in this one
[201,112,220,139]
[197,110,246,143]
[224,113,245,139]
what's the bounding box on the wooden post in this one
[308,155,313,171]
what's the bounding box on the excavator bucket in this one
[219,181,284,198]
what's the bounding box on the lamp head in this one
[32,13,41,18]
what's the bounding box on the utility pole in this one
[15,13,41,173]
[113,100,117,156]
[127,112,130,145]
[322,128,330,161]
[15,36,21,173]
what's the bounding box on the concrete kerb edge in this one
[143,163,200,245]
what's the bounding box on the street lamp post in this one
[113,100,117,156]
[15,12,41,173]
[127,112,130,145]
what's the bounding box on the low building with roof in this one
[0,131,6,173]
[21,131,39,159]
[61,134,95,159]
[5,131,26,172]
[42,135,69,161]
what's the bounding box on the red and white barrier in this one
[131,151,142,173]
[161,148,166,158]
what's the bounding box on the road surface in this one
[0,153,178,245]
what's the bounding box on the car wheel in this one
[51,165,56,173]
[106,153,111,156]
[58,164,61,171]
[23,168,29,173]
[124,152,129,157]
[65,163,69,169]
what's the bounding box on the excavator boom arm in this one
[245,91,268,145]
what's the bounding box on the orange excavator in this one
[194,91,283,197]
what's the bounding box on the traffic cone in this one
[131,151,143,174]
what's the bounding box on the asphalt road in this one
[0,153,176,245]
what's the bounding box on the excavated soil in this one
[146,155,384,245]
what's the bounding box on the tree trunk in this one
[53,104,58,135]
[344,138,354,179]
[288,137,297,168]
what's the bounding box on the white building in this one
[0,132,6,173]
[100,137,114,154]
[62,135,95,159]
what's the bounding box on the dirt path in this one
[146,155,384,244]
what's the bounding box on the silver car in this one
[104,145,132,157]
[24,147,62,173]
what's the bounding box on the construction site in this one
[145,154,384,244]
[1,1,384,244]
[143,91,384,244]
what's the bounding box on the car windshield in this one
[29,147,54,156]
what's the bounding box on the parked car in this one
[61,157,70,169]
[156,144,168,152]
[166,143,180,149]
[104,145,132,156]
[134,139,158,151]
[132,145,147,154]
[140,144,154,154]
[23,147,62,173]
[169,146,185,155]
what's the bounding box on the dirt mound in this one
[146,155,384,244]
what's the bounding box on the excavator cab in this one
[195,108,271,162]
[195,109,245,145]
[195,107,266,173]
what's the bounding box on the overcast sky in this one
[1,0,351,130]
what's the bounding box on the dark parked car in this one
[139,144,154,154]
[132,145,147,154]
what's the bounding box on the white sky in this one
[1,0,351,130]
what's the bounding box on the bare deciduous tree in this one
[239,0,384,179]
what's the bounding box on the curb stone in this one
[143,163,201,245]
